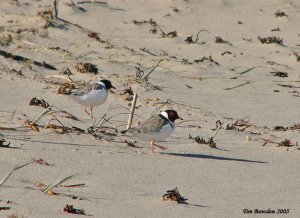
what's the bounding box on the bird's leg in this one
[151,140,155,153]
[90,106,93,118]
[83,106,93,118]
[151,140,167,153]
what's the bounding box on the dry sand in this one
[0,0,300,217]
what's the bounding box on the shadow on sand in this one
[163,152,267,163]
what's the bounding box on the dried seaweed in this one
[258,36,283,45]
[88,32,106,43]
[278,139,297,147]
[185,29,209,44]
[189,135,216,148]
[274,10,288,17]
[0,206,10,210]
[194,56,219,65]
[161,31,177,38]
[0,34,12,46]
[29,97,50,108]
[163,187,188,204]
[214,36,232,45]
[75,62,98,74]
[271,71,288,77]
[0,138,10,148]
[63,204,86,215]
[292,52,300,62]
[273,124,300,131]
[33,158,54,166]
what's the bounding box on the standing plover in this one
[68,79,115,118]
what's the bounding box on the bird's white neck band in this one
[97,81,106,88]
[160,111,169,120]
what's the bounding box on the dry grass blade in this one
[42,173,78,193]
[126,93,137,130]
[0,161,33,186]
[142,58,164,80]
[225,80,256,90]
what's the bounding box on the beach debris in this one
[273,124,300,131]
[221,51,233,56]
[271,27,280,32]
[214,36,232,45]
[261,138,298,148]
[0,34,13,46]
[131,19,157,26]
[33,158,54,166]
[271,71,288,77]
[274,10,288,17]
[75,62,98,74]
[64,1,86,12]
[29,97,50,108]
[194,56,219,65]
[225,80,256,90]
[242,38,253,42]
[185,29,209,44]
[161,31,177,38]
[225,118,252,131]
[0,161,33,187]
[258,36,283,45]
[278,139,298,147]
[124,140,139,148]
[25,120,40,132]
[42,173,78,194]
[0,138,10,148]
[88,32,106,43]
[63,204,86,215]
[292,52,300,62]
[163,187,188,204]
[189,134,217,148]
[0,49,57,70]
[0,206,11,210]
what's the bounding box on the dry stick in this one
[142,58,164,80]
[52,0,58,19]
[126,93,137,130]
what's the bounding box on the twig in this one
[52,0,58,19]
[142,58,164,80]
[126,93,137,130]
[225,80,256,90]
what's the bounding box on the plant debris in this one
[278,139,297,147]
[292,52,300,62]
[194,56,219,65]
[0,206,11,210]
[214,36,232,45]
[185,29,209,44]
[258,36,283,45]
[271,71,288,77]
[0,49,57,70]
[88,32,106,43]
[189,134,216,148]
[29,97,50,108]
[273,124,300,131]
[274,10,288,17]
[33,158,54,166]
[62,204,86,215]
[163,187,188,204]
[0,34,13,46]
[75,62,98,74]
[161,31,177,38]
[0,138,10,148]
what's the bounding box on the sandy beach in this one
[0,0,300,217]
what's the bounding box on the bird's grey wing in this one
[70,84,93,96]
[129,115,168,133]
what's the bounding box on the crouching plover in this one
[122,110,182,153]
